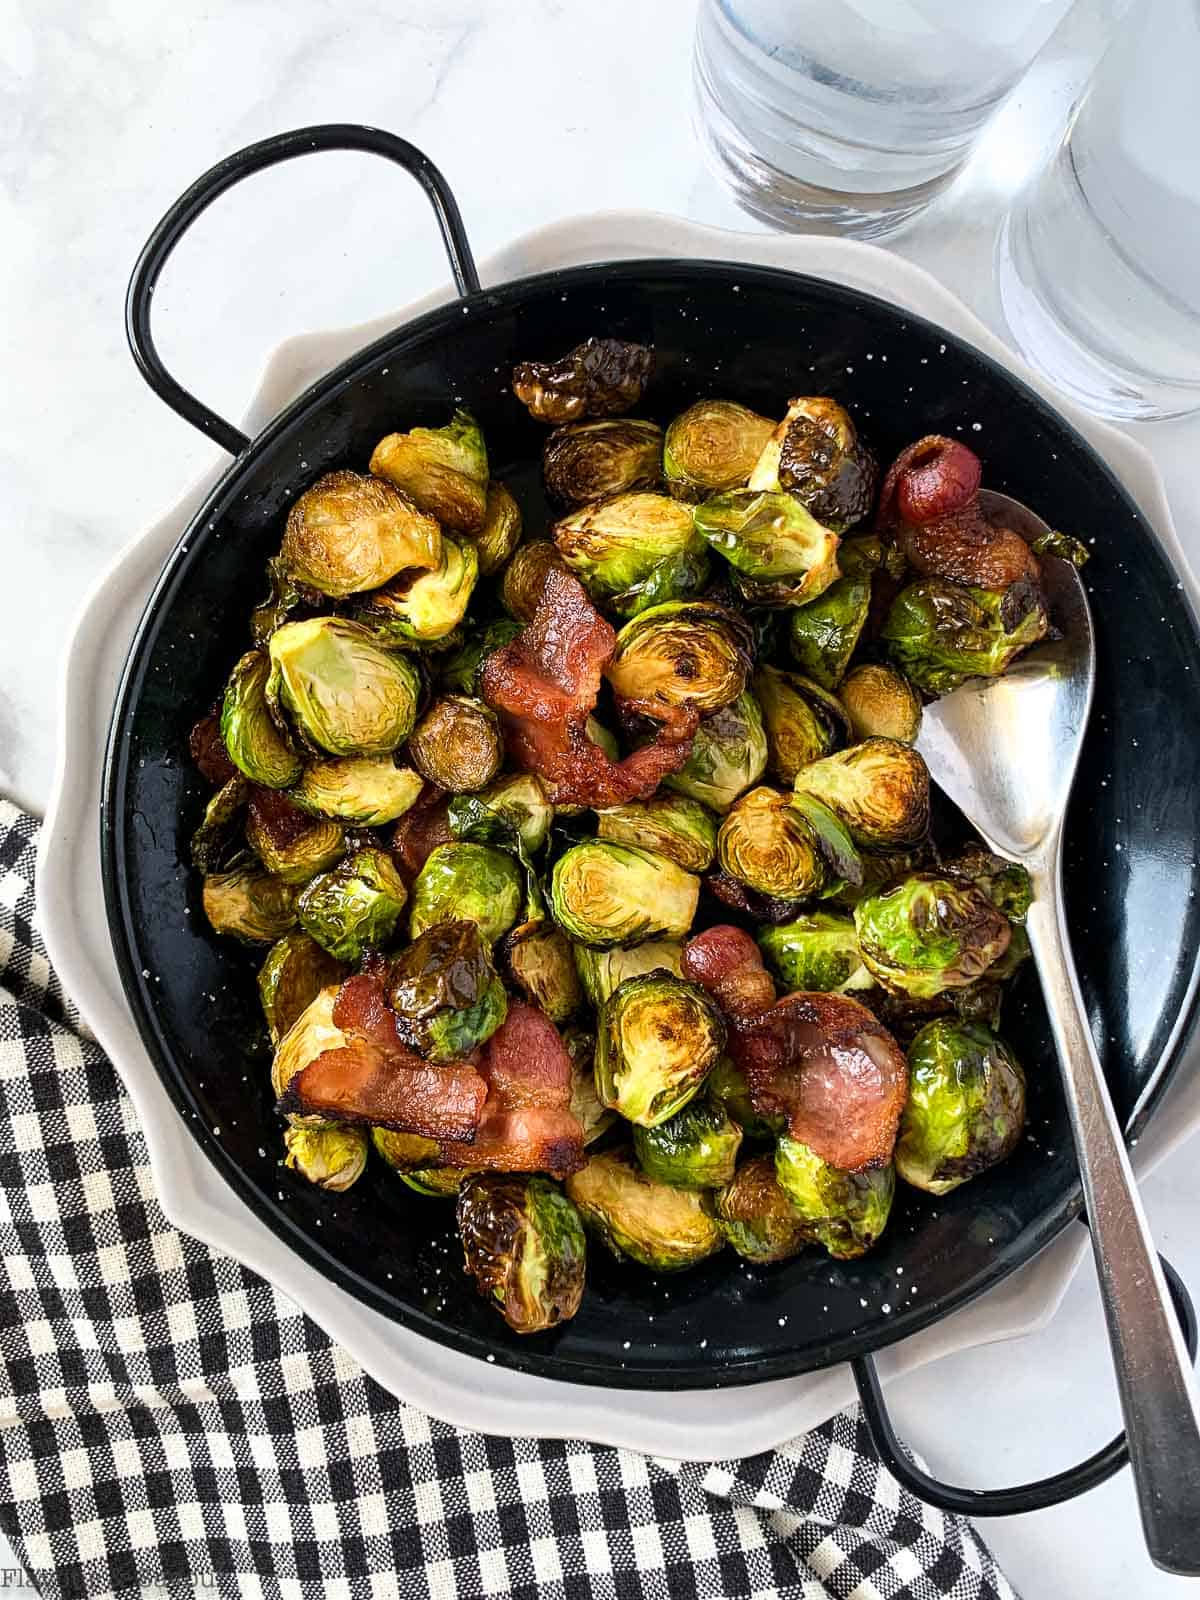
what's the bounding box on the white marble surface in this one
[3,0,1200,1594]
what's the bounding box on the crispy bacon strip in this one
[682,926,776,1016]
[480,566,695,806]
[189,711,236,787]
[248,786,318,851]
[391,784,452,879]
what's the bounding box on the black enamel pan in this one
[104,125,1200,1514]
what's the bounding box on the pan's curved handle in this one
[853,1251,1197,1516]
[126,124,480,456]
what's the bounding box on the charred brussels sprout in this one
[706,1057,784,1141]
[774,1137,894,1260]
[369,409,489,535]
[358,537,478,645]
[606,601,751,718]
[595,973,725,1128]
[788,575,872,691]
[467,773,553,855]
[943,845,1033,923]
[1030,526,1089,567]
[388,919,507,1060]
[716,786,824,901]
[271,985,346,1103]
[400,1168,469,1198]
[564,1028,615,1145]
[190,775,248,875]
[693,489,840,605]
[749,397,877,533]
[297,847,409,962]
[758,911,871,994]
[371,1125,442,1172]
[663,400,776,501]
[753,664,850,785]
[792,738,930,849]
[457,1174,587,1333]
[664,691,767,814]
[839,664,922,745]
[882,578,1050,696]
[279,469,441,596]
[595,795,717,873]
[854,874,1011,999]
[543,419,663,507]
[258,931,344,1046]
[554,491,709,618]
[409,843,523,943]
[550,841,699,949]
[633,1101,742,1189]
[440,618,523,697]
[283,1124,368,1191]
[896,1019,1026,1195]
[573,939,684,1009]
[500,921,582,1023]
[513,337,652,424]
[500,540,570,623]
[407,696,502,793]
[566,1150,723,1271]
[269,619,420,756]
[474,481,523,576]
[202,864,297,944]
[713,1153,810,1263]
[290,756,424,826]
[220,651,302,789]
[246,810,345,885]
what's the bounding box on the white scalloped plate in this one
[40,214,1200,1460]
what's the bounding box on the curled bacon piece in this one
[481,566,695,807]
[682,925,776,1017]
[391,784,452,880]
[189,711,236,787]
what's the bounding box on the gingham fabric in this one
[0,800,1018,1600]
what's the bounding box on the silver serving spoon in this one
[917,490,1200,1573]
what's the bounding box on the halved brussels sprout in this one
[283,1124,368,1191]
[942,845,1033,923]
[407,695,502,793]
[474,773,554,854]
[246,808,345,885]
[371,1124,442,1171]
[883,578,1050,696]
[839,664,922,745]
[758,911,872,994]
[457,1174,587,1333]
[297,847,409,962]
[190,775,248,875]
[279,469,441,596]
[258,930,345,1045]
[499,921,582,1023]
[513,336,652,424]
[220,650,302,789]
[543,419,663,507]
[786,790,863,892]
[774,1136,894,1259]
[663,690,767,814]
[605,601,751,718]
[705,1057,784,1141]
[787,575,872,691]
[269,619,420,757]
[595,795,717,873]
[446,794,544,922]
[387,919,508,1060]
[202,864,298,944]
[854,874,1012,999]
[290,756,424,826]
[595,972,725,1128]
[554,492,709,618]
[563,1028,615,1146]
[896,1018,1026,1195]
[409,843,524,943]
[693,489,840,604]
[474,481,523,576]
[400,1167,469,1197]
[271,984,346,1103]
[712,1153,810,1263]
[358,537,478,645]
[550,841,699,949]
[716,786,824,901]
[633,1101,742,1189]
[440,618,523,697]
[369,409,489,535]
[566,1149,723,1271]
[501,540,570,623]
[749,397,877,533]
[663,400,776,502]
[792,738,930,849]
[753,664,850,785]
[573,939,684,1009]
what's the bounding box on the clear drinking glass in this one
[693,0,1089,238]
[997,0,1200,420]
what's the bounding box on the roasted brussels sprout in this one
[271,984,346,1103]
[358,537,478,645]
[595,795,717,873]
[563,1028,615,1145]
[854,874,1012,999]
[749,396,876,533]
[400,1167,469,1197]
[839,664,922,745]
[595,972,725,1127]
[440,618,523,697]
[693,489,840,605]
[473,773,554,854]
[553,492,708,617]
[943,845,1033,923]
[716,786,824,901]
[663,400,776,502]
[190,775,248,875]
[573,939,684,1009]
[566,1149,723,1271]
[283,1124,368,1191]
[664,690,768,814]
[279,469,441,596]
[269,619,420,757]
[706,1056,784,1141]
[258,931,344,1045]
[1029,526,1089,567]
[787,575,872,691]
[290,756,424,826]
[605,601,751,719]
[758,911,872,994]
[712,1153,810,1263]
[474,481,523,576]
[550,841,699,949]
[202,864,298,944]
[246,807,345,885]
[633,1101,742,1189]
[370,1124,442,1172]
[897,1019,1026,1194]
[500,540,569,623]
[220,651,302,789]
[513,337,652,424]
[883,578,1051,696]
[500,920,582,1022]
[369,409,489,535]
[774,1136,894,1259]
[387,919,508,1060]
[457,1174,587,1333]
[297,847,409,962]
[544,419,663,507]
[409,843,523,943]
[792,738,930,849]
[786,790,863,891]
[753,664,849,785]
[407,695,502,793]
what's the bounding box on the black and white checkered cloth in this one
[0,800,1017,1599]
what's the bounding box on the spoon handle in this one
[1027,857,1200,1573]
